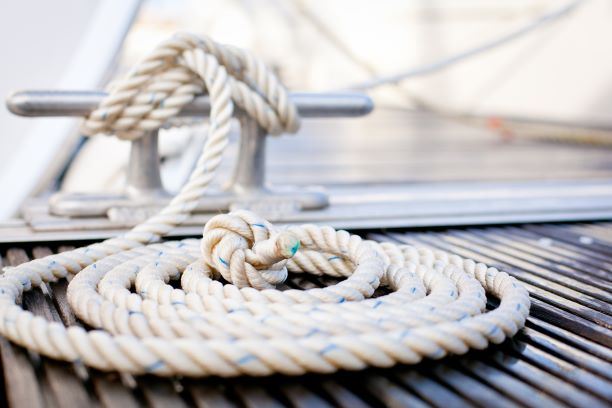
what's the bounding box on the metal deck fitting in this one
[6,94,612,236]
[7,90,373,217]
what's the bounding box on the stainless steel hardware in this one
[7,90,373,218]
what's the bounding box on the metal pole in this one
[125,130,168,198]
[7,91,374,118]
[230,114,268,193]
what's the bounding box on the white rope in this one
[0,33,529,377]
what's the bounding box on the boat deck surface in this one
[0,221,610,408]
[7,109,612,242]
[265,110,612,185]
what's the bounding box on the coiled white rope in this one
[0,33,529,377]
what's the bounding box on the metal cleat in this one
[7,90,373,221]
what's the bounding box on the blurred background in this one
[120,0,612,120]
[1,0,611,220]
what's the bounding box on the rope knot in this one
[201,210,300,289]
[81,33,300,140]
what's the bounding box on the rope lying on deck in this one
[0,33,530,377]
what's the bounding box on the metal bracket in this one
[8,90,373,218]
[195,113,329,215]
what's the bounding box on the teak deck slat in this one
[0,222,611,407]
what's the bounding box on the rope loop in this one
[81,32,299,140]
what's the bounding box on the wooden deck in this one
[0,222,610,407]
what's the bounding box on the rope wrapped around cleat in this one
[0,33,530,377]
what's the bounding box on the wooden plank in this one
[361,376,429,408]
[0,250,45,408]
[319,380,370,408]
[428,364,517,408]
[184,381,238,408]
[520,327,612,381]
[8,248,94,408]
[526,317,612,362]
[139,377,188,408]
[526,225,612,257]
[505,226,612,267]
[530,299,612,348]
[510,341,612,401]
[489,349,607,407]
[42,247,141,408]
[388,232,612,345]
[465,228,612,294]
[278,383,333,408]
[420,232,612,317]
[0,330,45,408]
[232,383,284,408]
[459,359,561,408]
[570,223,612,243]
[92,374,140,408]
[393,370,472,407]
[489,227,612,282]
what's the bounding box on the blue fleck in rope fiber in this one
[0,33,530,377]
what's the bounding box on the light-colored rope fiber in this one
[0,33,529,377]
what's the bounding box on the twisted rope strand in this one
[0,33,529,377]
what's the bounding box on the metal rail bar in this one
[6,90,373,118]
